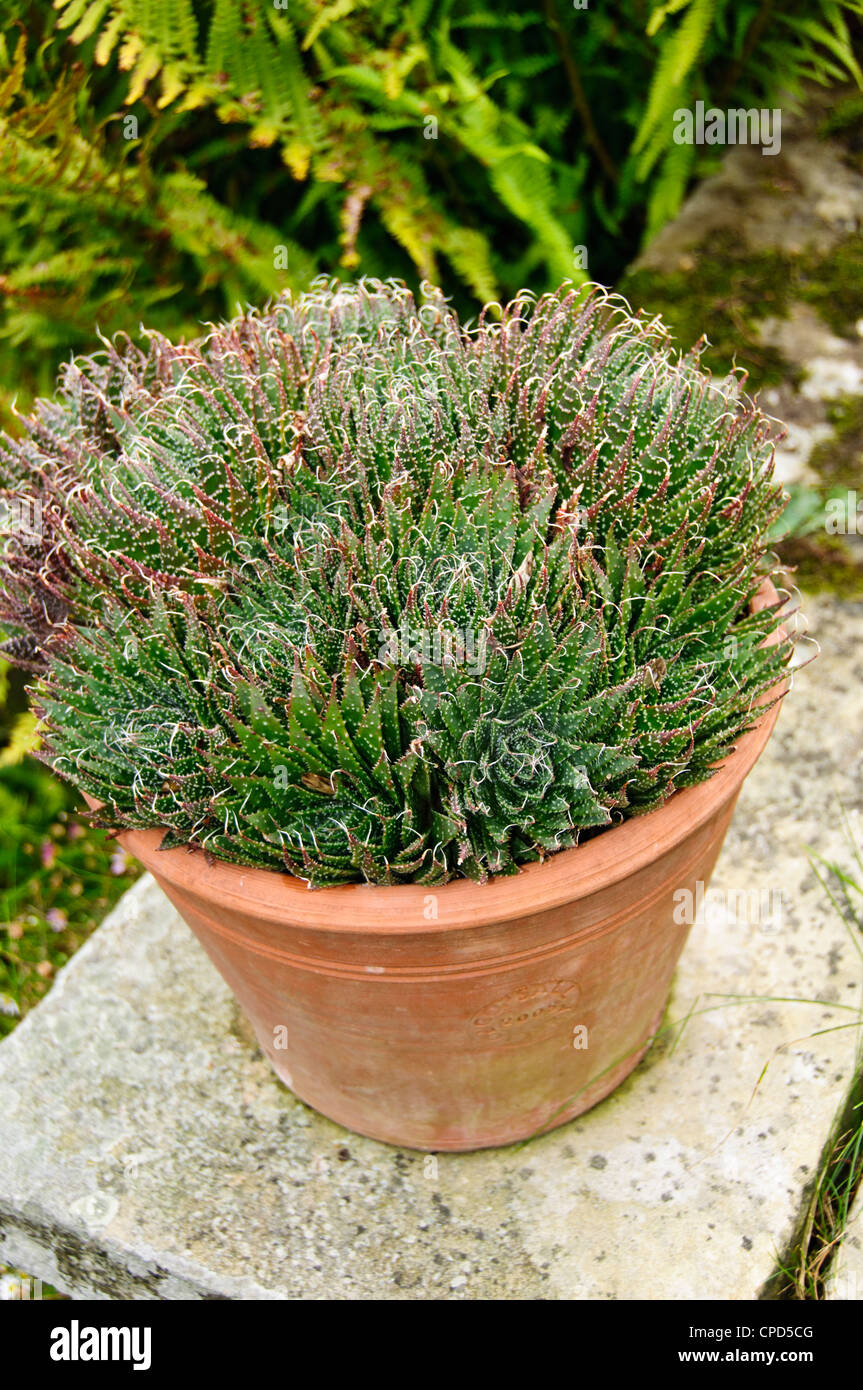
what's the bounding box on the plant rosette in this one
[0,280,793,1148]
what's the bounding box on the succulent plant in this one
[0,279,790,886]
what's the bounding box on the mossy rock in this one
[808,395,863,490]
[621,231,863,394]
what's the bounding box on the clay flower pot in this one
[113,582,785,1151]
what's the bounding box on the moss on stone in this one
[798,238,863,340]
[776,399,863,596]
[808,394,863,490]
[621,231,863,394]
[620,233,795,392]
[776,536,863,599]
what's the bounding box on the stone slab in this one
[0,594,861,1300]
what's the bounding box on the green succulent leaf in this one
[1,279,791,885]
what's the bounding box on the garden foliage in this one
[1,0,860,420]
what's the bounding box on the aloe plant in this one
[0,280,790,886]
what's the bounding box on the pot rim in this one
[113,578,789,935]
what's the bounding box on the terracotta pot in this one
[112,582,785,1151]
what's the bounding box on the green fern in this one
[0,0,858,413]
[633,0,718,179]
